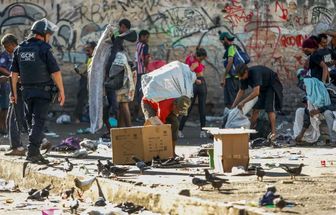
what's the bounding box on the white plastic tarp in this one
[88,25,114,133]
[141,61,196,102]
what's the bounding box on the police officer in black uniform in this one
[10,18,65,164]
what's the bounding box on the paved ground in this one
[0,119,336,214]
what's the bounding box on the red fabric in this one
[143,98,175,123]
[185,54,205,73]
[147,60,166,72]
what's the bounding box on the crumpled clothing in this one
[53,137,81,151]
[304,78,331,107]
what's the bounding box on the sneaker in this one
[200,131,207,138]
[178,131,184,138]
[26,154,49,164]
[4,148,26,156]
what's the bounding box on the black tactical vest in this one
[17,41,51,85]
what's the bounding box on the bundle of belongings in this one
[141,61,196,102]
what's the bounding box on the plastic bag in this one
[223,108,250,129]
[142,61,196,102]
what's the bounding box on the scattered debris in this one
[44,132,60,138]
[73,148,88,158]
[116,202,145,214]
[178,189,190,196]
[0,180,17,192]
[76,128,91,134]
[56,114,71,124]
[53,137,81,151]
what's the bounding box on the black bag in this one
[104,64,125,90]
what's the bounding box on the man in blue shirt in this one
[0,34,28,156]
[0,35,14,134]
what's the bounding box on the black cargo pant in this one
[179,77,207,130]
[24,97,50,157]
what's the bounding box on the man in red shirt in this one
[142,96,191,156]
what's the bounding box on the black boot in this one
[26,154,49,164]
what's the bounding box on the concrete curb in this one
[0,156,268,215]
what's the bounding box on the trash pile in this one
[49,136,111,158]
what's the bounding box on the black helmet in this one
[31,18,58,36]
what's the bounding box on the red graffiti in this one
[223,0,253,27]
[281,34,309,48]
[275,0,288,20]
[244,3,281,62]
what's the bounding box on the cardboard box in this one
[111,125,173,164]
[204,128,256,173]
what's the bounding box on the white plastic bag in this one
[223,108,250,129]
[142,61,196,102]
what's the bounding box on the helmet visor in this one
[42,18,58,34]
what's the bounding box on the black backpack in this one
[104,64,125,90]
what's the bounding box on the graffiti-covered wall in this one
[1,0,335,113]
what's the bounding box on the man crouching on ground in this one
[232,64,283,140]
[141,96,191,158]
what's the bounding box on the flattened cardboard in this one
[111,125,173,164]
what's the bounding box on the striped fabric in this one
[136,41,147,74]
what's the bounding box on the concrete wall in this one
[0,0,335,114]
